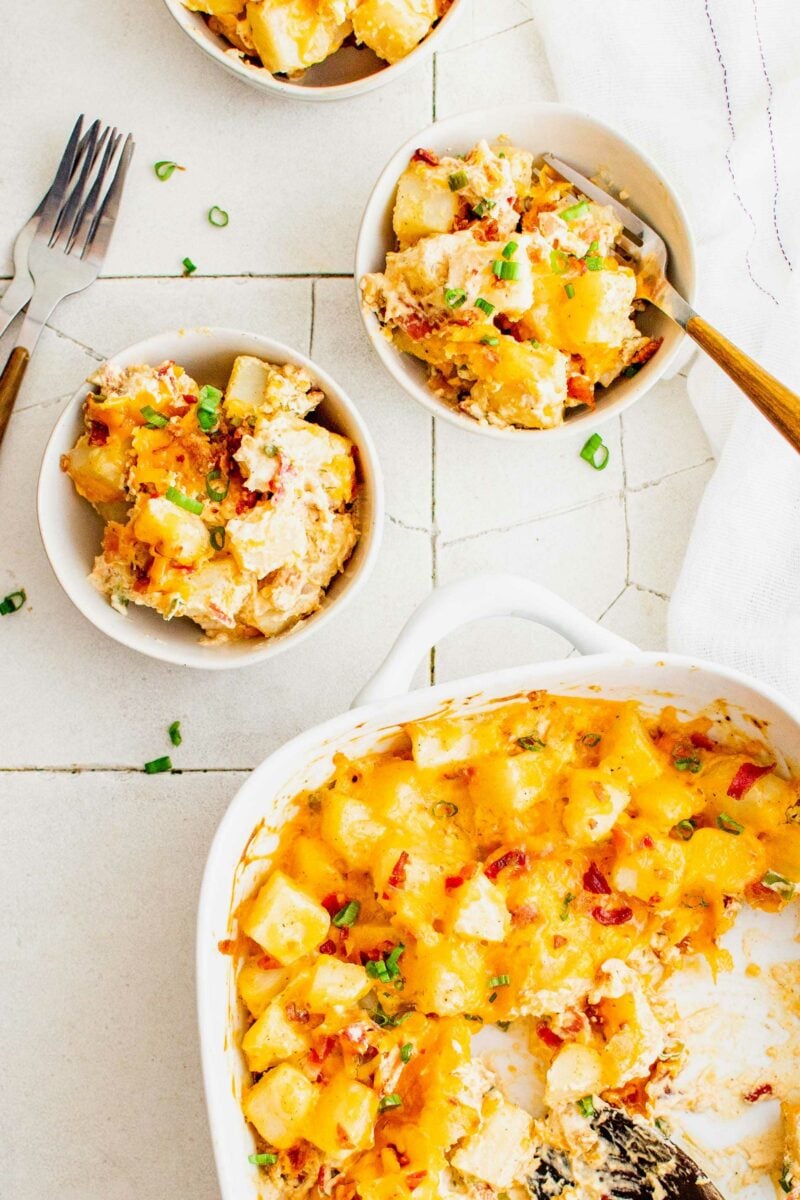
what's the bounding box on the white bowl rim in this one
[161,0,467,101]
[36,326,385,670]
[354,100,698,441]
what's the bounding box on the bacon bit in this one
[388,852,410,890]
[182,392,197,404]
[256,953,280,969]
[567,376,595,406]
[411,147,439,166]
[553,934,567,949]
[340,1023,371,1051]
[217,939,236,955]
[641,835,655,849]
[727,762,774,799]
[536,1024,564,1049]
[359,1045,379,1063]
[690,731,716,751]
[309,1036,337,1065]
[591,905,633,926]
[511,903,540,928]
[235,488,261,515]
[286,1002,310,1024]
[461,862,478,881]
[630,337,663,366]
[319,939,337,956]
[156,361,174,377]
[321,893,344,917]
[485,848,528,881]
[444,875,464,891]
[494,313,525,342]
[88,420,109,446]
[582,862,612,895]
[744,1083,773,1102]
[287,1145,305,1169]
[402,314,434,341]
[406,1172,428,1190]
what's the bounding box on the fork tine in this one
[51,123,108,249]
[35,116,92,245]
[82,134,135,266]
[543,153,647,237]
[66,129,121,255]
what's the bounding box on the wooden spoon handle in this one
[686,314,800,452]
[0,346,30,449]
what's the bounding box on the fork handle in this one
[0,346,30,449]
[685,315,800,452]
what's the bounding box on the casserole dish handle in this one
[354,573,637,706]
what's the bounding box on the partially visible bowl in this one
[161,0,466,102]
[37,327,384,669]
[355,102,697,440]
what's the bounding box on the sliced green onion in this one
[154,160,185,181]
[564,283,575,299]
[475,296,495,316]
[144,756,172,774]
[623,363,643,378]
[589,240,599,253]
[550,249,569,274]
[655,1117,672,1138]
[488,974,510,988]
[480,336,500,346]
[581,733,602,747]
[674,755,701,773]
[502,241,518,260]
[332,900,361,927]
[168,721,182,747]
[206,468,229,502]
[493,259,522,281]
[717,812,744,835]
[560,892,575,921]
[400,1043,413,1063]
[385,945,405,979]
[182,257,197,275]
[432,800,458,819]
[209,525,226,552]
[248,1152,278,1166]
[197,384,222,432]
[585,255,604,271]
[0,589,26,616]
[779,1168,792,1195]
[761,870,795,899]
[265,444,279,457]
[561,200,589,221]
[488,991,498,1004]
[140,404,169,428]
[166,486,203,515]
[496,1019,511,1031]
[366,959,391,983]
[579,433,609,471]
[208,206,229,227]
[444,287,467,308]
[576,1096,595,1118]
[673,820,696,842]
[517,735,545,751]
[448,170,469,192]
[530,338,540,348]
[472,198,496,217]
[378,1094,402,1112]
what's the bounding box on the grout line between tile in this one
[628,457,715,493]
[308,279,317,357]
[440,488,622,547]
[0,766,252,774]
[430,416,438,685]
[620,418,631,585]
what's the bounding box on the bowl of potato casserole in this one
[163,0,464,100]
[37,328,383,668]
[356,104,695,437]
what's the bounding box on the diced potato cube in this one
[765,824,800,884]
[545,1042,603,1107]
[469,752,559,829]
[321,794,387,871]
[600,989,665,1089]
[223,355,270,423]
[682,828,765,896]
[393,160,459,247]
[244,1063,318,1149]
[633,777,696,828]
[407,940,486,1015]
[305,958,371,1010]
[133,497,211,567]
[599,707,664,787]
[241,999,309,1072]
[610,834,685,904]
[238,961,289,1017]
[352,0,437,64]
[408,712,506,768]
[285,833,346,899]
[62,436,128,506]
[306,1076,379,1155]
[450,1093,533,1188]
[241,870,330,964]
[246,0,350,75]
[449,874,509,943]
[562,769,631,845]
[694,758,792,832]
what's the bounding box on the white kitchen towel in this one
[533,0,800,700]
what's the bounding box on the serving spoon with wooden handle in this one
[544,153,800,453]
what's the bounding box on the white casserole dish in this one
[197,573,800,1198]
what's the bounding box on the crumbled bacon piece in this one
[387,852,409,889]
[485,848,528,881]
[582,862,612,895]
[309,1036,336,1065]
[567,376,595,406]
[444,875,464,891]
[744,1083,773,1102]
[690,731,716,751]
[402,315,434,341]
[630,337,663,366]
[406,1172,428,1190]
[286,1002,310,1024]
[235,488,261,515]
[322,893,344,917]
[319,939,337,956]
[553,934,567,949]
[182,392,197,404]
[411,147,439,166]
[536,1024,564,1049]
[591,905,633,926]
[494,314,525,342]
[727,762,774,799]
[511,903,540,927]
[641,835,654,849]
[88,420,109,446]
[256,954,279,970]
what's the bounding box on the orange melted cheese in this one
[231,695,800,1198]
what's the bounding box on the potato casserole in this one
[61,355,359,642]
[361,139,662,430]
[226,694,800,1200]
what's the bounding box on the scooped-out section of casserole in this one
[360,139,662,430]
[183,0,453,77]
[61,355,359,642]
[226,694,800,1199]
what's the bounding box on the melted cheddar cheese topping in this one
[231,695,800,1200]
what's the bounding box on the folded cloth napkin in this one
[533,0,800,701]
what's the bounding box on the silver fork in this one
[544,153,800,454]
[0,115,135,449]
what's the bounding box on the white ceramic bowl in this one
[355,102,697,439]
[197,573,799,1200]
[37,327,384,670]
[162,0,466,101]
